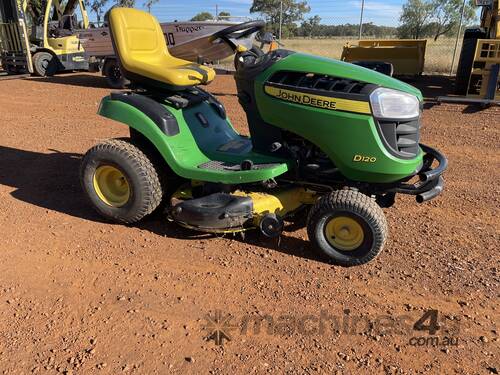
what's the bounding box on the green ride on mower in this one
[80,8,447,266]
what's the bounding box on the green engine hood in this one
[248,50,425,183]
[269,52,423,101]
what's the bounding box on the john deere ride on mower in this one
[80,8,447,266]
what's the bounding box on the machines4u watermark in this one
[202,308,460,347]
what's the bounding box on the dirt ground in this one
[0,73,498,374]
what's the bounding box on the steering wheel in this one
[211,20,265,52]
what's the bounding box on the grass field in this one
[281,37,460,74]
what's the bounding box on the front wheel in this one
[80,139,163,223]
[307,190,387,266]
[32,51,58,76]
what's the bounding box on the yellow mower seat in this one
[108,8,215,88]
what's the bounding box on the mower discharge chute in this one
[80,8,447,266]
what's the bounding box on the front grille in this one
[377,119,420,158]
[267,71,371,95]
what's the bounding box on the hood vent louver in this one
[267,71,373,96]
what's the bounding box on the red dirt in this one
[0,73,498,374]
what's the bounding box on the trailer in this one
[1,0,258,87]
[78,20,257,88]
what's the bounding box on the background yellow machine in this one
[0,0,33,74]
[455,0,499,101]
[0,0,89,76]
[341,39,427,76]
[29,0,89,75]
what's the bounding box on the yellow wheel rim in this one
[93,165,130,207]
[325,216,365,251]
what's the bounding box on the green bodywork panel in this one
[270,53,423,100]
[98,52,426,184]
[98,96,289,184]
[253,53,424,182]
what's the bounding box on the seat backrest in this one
[108,7,170,72]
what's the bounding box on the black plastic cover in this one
[110,92,180,136]
[376,118,420,159]
[171,193,253,229]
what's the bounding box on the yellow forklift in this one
[29,0,90,75]
[453,0,499,103]
[0,0,89,76]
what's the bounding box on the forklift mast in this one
[479,0,499,38]
[451,0,500,102]
[41,0,89,50]
[0,0,33,73]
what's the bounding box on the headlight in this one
[369,88,420,119]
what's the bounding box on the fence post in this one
[450,0,467,76]
[358,0,365,39]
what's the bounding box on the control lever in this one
[269,142,282,152]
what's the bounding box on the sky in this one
[95,0,406,27]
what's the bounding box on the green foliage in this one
[84,0,108,23]
[218,11,231,18]
[398,0,477,40]
[190,12,214,21]
[295,22,397,38]
[398,0,433,39]
[26,0,43,21]
[300,15,321,37]
[429,0,476,40]
[250,0,310,36]
[115,0,135,7]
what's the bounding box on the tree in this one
[295,22,397,38]
[84,0,108,24]
[190,12,214,21]
[218,11,231,19]
[24,0,43,31]
[398,0,433,39]
[25,0,42,21]
[115,0,135,7]
[300,15,321,37]
[429,0,476,40]
[250,0,310,37]
[143,0,159,13]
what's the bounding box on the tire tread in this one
[307,189,387,266]
[81,139,162,223]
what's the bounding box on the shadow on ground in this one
[401,75,492,112]
[25,73,111,89]
[140,216,323,263]
[0,145,324,263]
[406,75,455,100]
[0,145,101,221]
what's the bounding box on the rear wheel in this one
[307,190,387,266]
[103,58,129,89]
[33,51,57,76]
[80,139,163,223]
